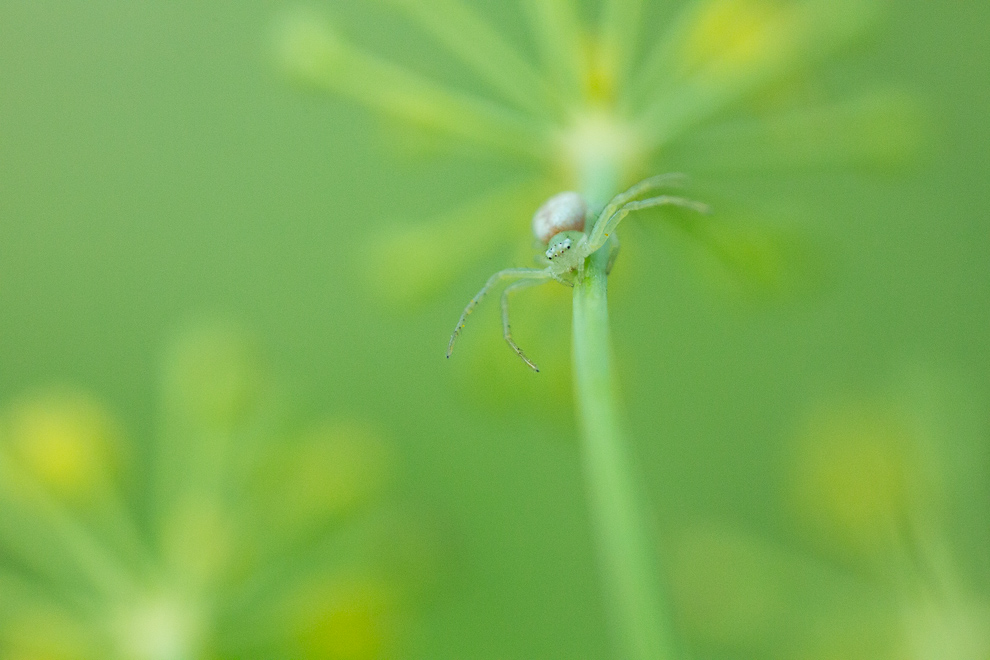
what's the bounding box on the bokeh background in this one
[0,0,988,658]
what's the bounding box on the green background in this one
[0,1,987,658]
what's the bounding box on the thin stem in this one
[520,0,587,103]
[600,0,645,92]
[573,178,676,659]
[275,11,553,161]
[376,0,564,119]
[635,0,880,151]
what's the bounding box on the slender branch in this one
[375,0,564,119]
[635,0,881,151]
[520,0,587,103]
[600,0,645,92]
[275,11,553,161]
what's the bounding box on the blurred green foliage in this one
[0,0,987,658]
[0,325,436,658]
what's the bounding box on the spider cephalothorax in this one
[447,174,709,371]
[544,231,581,259]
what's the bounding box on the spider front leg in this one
[587,194,711,253]
[447,267,551,361]
[594,173,689,225]
[605,234,620,275]
[500,279,549,372]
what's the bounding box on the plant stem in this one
[573,180,676,659]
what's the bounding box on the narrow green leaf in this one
[664,91,925,172]
[274,10,554,161]
[600,0,646,92]
[376,0,564,119]
[635,0,882,149]
[519,0,588,103]
[364,179,556,305]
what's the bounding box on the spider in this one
[446,174,710,372]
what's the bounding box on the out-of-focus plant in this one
[0,324,432,659]
[670,371,990,659]
[274,0,917,305]
[273,1,918,658]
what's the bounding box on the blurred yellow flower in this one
[670,374,990,660]
[289,575,396,660]
[681,0,784,76]
[0,324,434,659]
[0,390,123,503]
[792,402,921,555]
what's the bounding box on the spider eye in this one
[544,237,573,260]
[532,192,586,243]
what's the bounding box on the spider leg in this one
[587,194,710,252]
[447,268,551,359]
[605,234,620,275]
[500,279,549,372]
[594,173,688,228]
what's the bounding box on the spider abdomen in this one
[532,191,587,243]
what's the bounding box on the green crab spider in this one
[446,174,710,372]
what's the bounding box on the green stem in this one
[573,193,676,659]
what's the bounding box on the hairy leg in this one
[588,194,710,252]
[593,173,688,229]
[447,268,551,359]
[500,279,549,372]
